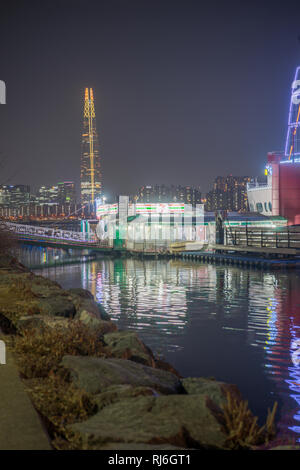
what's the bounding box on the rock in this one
[103,331,156,367]
[0,254,29,272]
[154,358,181,377]
[16,314,72,332]
[70,394,228,449]
[0,270,112,326]
[96,303,111,321]
[182,377,242,407]
[103,331,180,376]
[37,296,76,318]
[29,278,64,298]
[70,294,108,320]
[15,315,45,331]
[77,311,117,334]
[94,384,158,411]
[0,272,78,321]
[61,356,183,395]
[67,288,94,300]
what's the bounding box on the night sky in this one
[1,0,300,199]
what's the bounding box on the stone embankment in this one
[0,254,292,450]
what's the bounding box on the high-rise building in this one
[80,88,101,205]
[137,185,201,206]
[205,176,251,212]
[36,185,59,205]
[0,185,31,206]
[57,181,76,205]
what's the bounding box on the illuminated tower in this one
[285,66,300,160]
[80,88,101,205]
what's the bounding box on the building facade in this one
[0,182,79,220]
[57,181,76,205]
[0,185,31,207]
[136,185,201,206]
[205,176,251,212]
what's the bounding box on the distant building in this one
[36,185,59,205]
[57,181,76,205]
[136,185,201,206]
[36,182,76,206]
[0,182,80,220]
[80,88,101,205]
[0,185,31,207]
[205,176,251,212]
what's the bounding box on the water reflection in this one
[18,246,300,441]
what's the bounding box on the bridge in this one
[5,222,111,252]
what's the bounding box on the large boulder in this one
[61,356,183,395]
[182,377,242,407]
[94,384,157,411]
[67,288,94,300]
[96,303,111,321]
[103,330,180,376]
[68,289,110,321]
[0,272,77,321]
[103,331,156,367]
[70,394,228,449]
[77,310,117,334]
[15,314,71,332]
[15,312,116,336]
[0,254,29,273]
[37,296,76,318]
[29,277,64,298]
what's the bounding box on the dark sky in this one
[0,0,300,199]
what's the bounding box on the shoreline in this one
[0,253,294,450]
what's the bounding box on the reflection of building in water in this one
[81,258,189,341]
[247,272,300,441]
[14,245,83,268]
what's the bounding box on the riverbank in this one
[0,253,295,450]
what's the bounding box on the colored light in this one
[285,66,300,158]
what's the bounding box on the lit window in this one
[256,203,263,213]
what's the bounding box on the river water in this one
[16,245,300,441]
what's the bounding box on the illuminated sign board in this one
[96,203,118,218]
[135,203,185,214]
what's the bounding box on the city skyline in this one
[1,1,300,198]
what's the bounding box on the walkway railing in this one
[225,226,300,250]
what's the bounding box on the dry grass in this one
[24,374,96,450]
[13,322,110,449]
[222,391,277,449]
[0,221,17,253]
[14,321,107,378]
